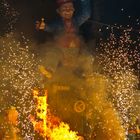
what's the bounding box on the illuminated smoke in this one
[0,1,139,139]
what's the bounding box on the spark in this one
[0,33,41,139]
[98,27,140,130]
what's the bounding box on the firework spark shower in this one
[0,0,140,140]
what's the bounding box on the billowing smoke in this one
[0,0,139,140]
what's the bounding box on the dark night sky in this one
[0,0,140,37]
[8,0,140,22]
[103,0,140,24]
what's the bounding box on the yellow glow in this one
[32,89,80,140]
[32,90,48,138]
[50,122,79,140]
[38,65,52,79]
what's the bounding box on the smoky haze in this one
[0,1,139,140]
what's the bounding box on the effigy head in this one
[56,0,75,20]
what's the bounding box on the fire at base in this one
[30,89,81,140]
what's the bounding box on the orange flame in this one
[31,89,82,140]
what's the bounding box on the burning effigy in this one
[0,32,130,140]
[0,0,140,140]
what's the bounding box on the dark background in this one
[1,0,140,36]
